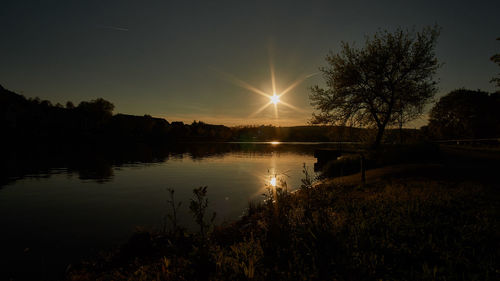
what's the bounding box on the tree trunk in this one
[373,126,385,148]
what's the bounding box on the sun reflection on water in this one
[270,177,277,187]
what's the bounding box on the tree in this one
[77,98,115,132]
[310,26,441,147]
[77,98,114,117]
[491,37,500,89]
[428,89,500,139]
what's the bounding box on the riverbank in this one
[67,145,499,280]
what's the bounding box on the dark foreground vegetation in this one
[67,145,499,281]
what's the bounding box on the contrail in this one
[96,25,129,32]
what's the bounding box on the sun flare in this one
[219,58,317,120]
[270,94,280,105]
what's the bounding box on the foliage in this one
[428,89,500,139]
[77,98,115,117]
[164,188,182,234]
[491,37,500,89]
[320,153,364,178]
[318,143,441,179]
[68,157,499,280]
[212,235,264,280]
[189,186,216,238]
[300,163,316,190]
[0,84,236,143]
[310,26,441,147]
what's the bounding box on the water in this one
[0,142,336,280]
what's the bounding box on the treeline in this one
[0,85,232,143]
[424,89,500,140]
[4,84,498,144]
[237,88,500,143]
[0,84,366,143]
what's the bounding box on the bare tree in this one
[310,26,441,147]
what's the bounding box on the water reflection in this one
[0,142,333,280]
[270,177,277,187]
[0,142,339,188]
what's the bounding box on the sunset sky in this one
[1,0,499,126]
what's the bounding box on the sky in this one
[1,0,499,127]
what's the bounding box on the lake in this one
[0,142,338,280]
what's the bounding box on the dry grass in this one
[67,148,500,280]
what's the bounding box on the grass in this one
[67,146,499,281]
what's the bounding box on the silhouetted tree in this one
[428,89,500,139]
[77,98,114,117]
[76,98,115,132]
[310,26,441,147]
[40,100,52,107]
[30,97,41,104]
[491,37,500,89]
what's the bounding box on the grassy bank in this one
[67,146,499,281]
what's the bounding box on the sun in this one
[270,94,280,105]
[218,58,317,119]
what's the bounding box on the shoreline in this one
[66,145,500,280]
